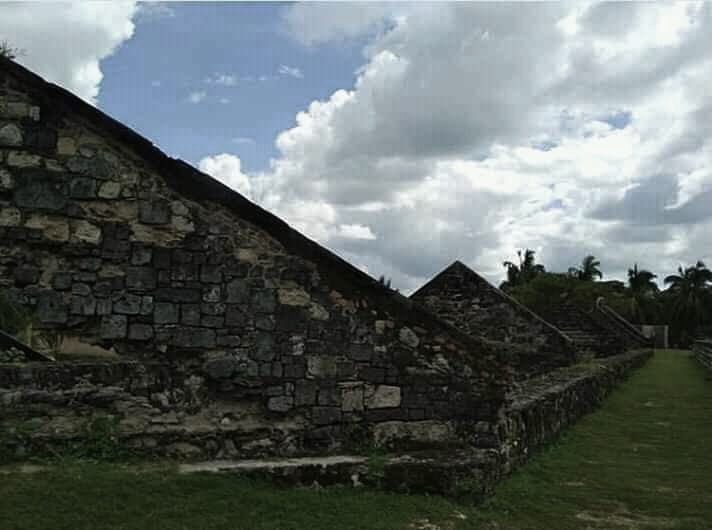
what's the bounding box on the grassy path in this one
[1,350,711,529]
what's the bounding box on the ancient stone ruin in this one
[0,57,653,499]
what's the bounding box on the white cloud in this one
[0,1,138,104]
[257,2,712,291]
[187,91,206,104]
[232,137,256,145]
[337,224,377,240]
[198,153,252,199]
[278,64,304,79]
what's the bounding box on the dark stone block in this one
[155,287,200,303]
[172,249,192,264]
[70,295,96,315]
[312,406,341,426]
[251,289,276,313]
[201,315,224,328]
[226,279,248,304]
[255,315,275,331]
[96,298,112,315]
[360,367,386,383]
[216,335,242,347]
[295,380,317,407]
[201,302,225,316]
[153,248,171,268]
[275,306,309,332]
[347,343,373,362]
[172,327,215,348]
[128,323,154,341]
[203,357,239,379]
[69,177,96,199]
[71,283,92,296]
[100,315,127,339]
[126,267,156,291]
[51,272,73,290]
[139,200,170,224]
[317,387,340,406]
[37,290,67,323]
[14,181,66,211]
[78,257,102,271]
[113,293,142,315]
[13,265,39,286]
[200,265,222,283]
[253,333,275,362]
[181,304,201,325]
[154,302,179,324]
[131,244,152,265]
[224,305,247,327]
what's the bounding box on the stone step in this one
[178,450,501,500]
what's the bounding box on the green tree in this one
[0,40,19,60]
[501,249,545,289]
[627,264,658,324]
[663,261,712,344]
[569,255,603,281]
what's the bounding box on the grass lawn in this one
[1,349,710,529]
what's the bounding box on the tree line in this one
[500,249,712,347]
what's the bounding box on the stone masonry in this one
[0,57,513,457]
[411,261,578,379]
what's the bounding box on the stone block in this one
[172,328,216,348]
[312,406,341,426]
[181,304,201,325]
[154,302,179,324]
[72,220,102,244]
[51,272,73,290]
[14,181,66,211]
[70,295,96,315]
[130,245,152,265]
[340,383,364,412]
[56,137,76,156]
[7,151,41,168]
[399,327,420,348]
[295,380,318,406]
[226,279,248,304]
[202,285,222,303]
[0,207,21,227]
[139,200,171,224]
[113,294,142,315]
[0,124,22,147]
[203,357,240,379]
[69,177,96,199]
[126,267,156,291]
[128,323,154,341]
[251,289,276,313]
[155,287,200,303]
[253,333,276,362]
[100,315,127,339]
[365,385,402,409]
[13,265,39,285]
[36,290,67,323]
[278,287,310,306]
[97,181,121,199]
[225,305,247,327]
[307,355,338,378]
[267,395,294,412]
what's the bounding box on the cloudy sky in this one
[2,2,710,292]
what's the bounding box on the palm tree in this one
[570,255,603,281]
[627,264,657,323]
[502,249,545,288]
[664,261,712,342]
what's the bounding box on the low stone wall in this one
[693,340,712,370]
[497,348,652,474]
[0,358,495,462]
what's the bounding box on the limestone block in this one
[7,151,41,168]
[278,287,310,306]
[372,420,454,447]
[340,383,364,412]
[399,327,420,348]
[56,137,77,156]
[25,214,69,241]
[307,355,338,378]
[309,303,330,321]
[0,123,22,146]
[172,215,194,232]
[0,207,21,227]
[97,181,121,199]
[71,220,102,244]
[365,384,402,409]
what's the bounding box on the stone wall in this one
[411,261,577,379]
[497,348,652,474]
[0,58,512,455]
[693,339,712,370]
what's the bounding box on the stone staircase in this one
[544,304,623,356]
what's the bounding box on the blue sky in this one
[99,2,366,172]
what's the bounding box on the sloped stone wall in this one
[497,348,652,474]
[0,60,512,455]
[412,262,577,379]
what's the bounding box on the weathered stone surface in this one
[398,327,420,348]
[267,395,294,412]
[7,151,41,168]
[101,315,128,339]
[154,302,179,324]
[72,220,101,244]
[0,123,23,146]
[365,385,402,409]
[0,207,21,226]
[98,181,121,199]
[128,323,154,341]
[307,356,338,378]
[278,287,310,306]
[14,181,66,210]
[36,290,68,323]
[126,267,156,291]
[139,200,170,224]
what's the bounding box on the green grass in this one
[1,350,710,529]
